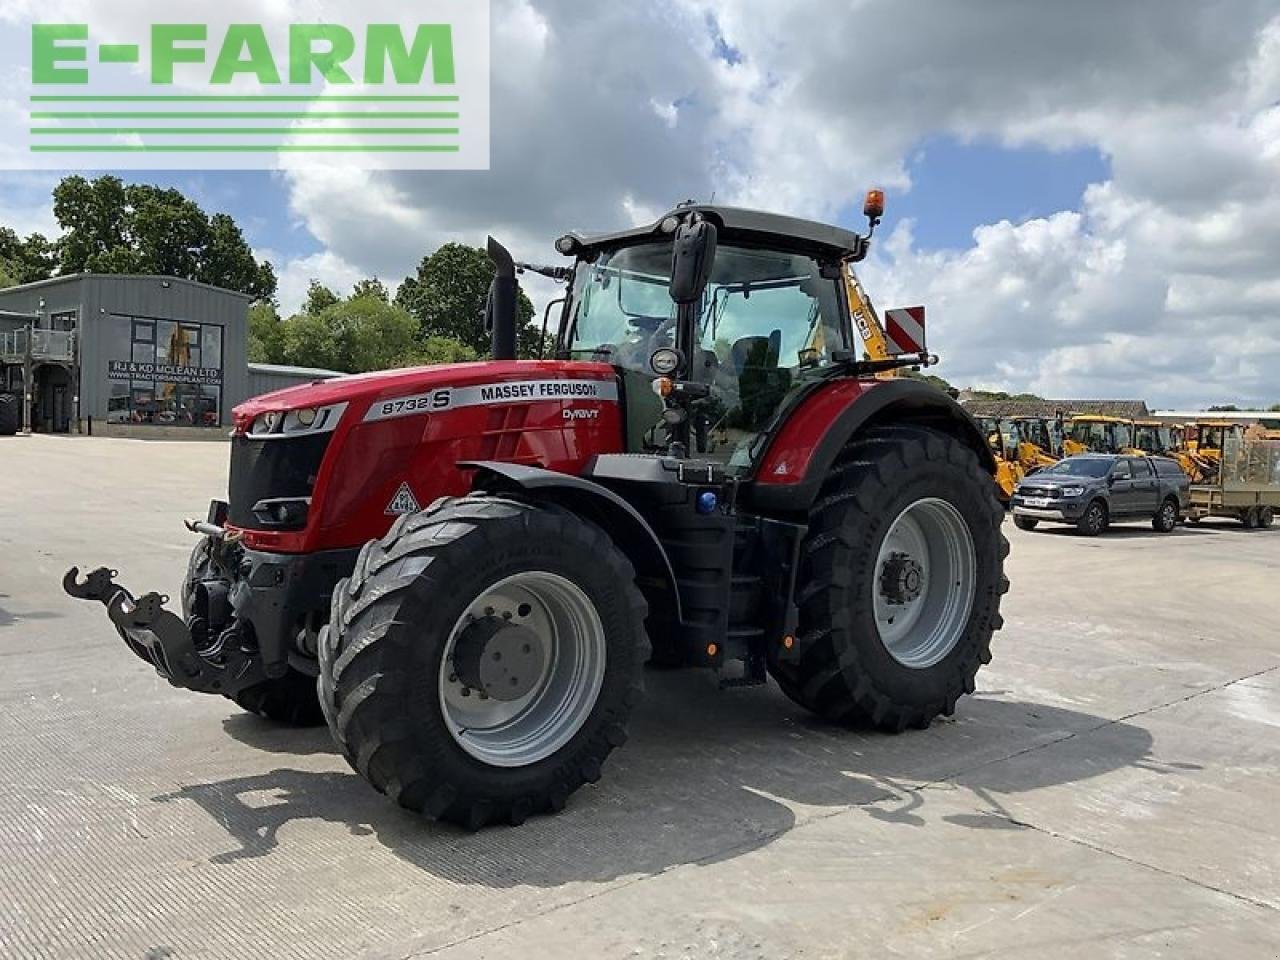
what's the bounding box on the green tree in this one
[397,336,479,367]
[0,228,56,286]
[1208,404,1239,412]
[50,175,275,298]
[303,279,340,315]
[247,301,284,364]
[395,242,540,357]
[1269,403,1280,412]
[278,295,420,373]
[351,277,389,302]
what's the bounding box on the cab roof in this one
[564,204,869,262]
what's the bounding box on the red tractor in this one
[66,194,1008,828]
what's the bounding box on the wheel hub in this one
[452,617,545,701]
[880,552,925,605]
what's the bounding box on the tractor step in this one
[62,566,268,697]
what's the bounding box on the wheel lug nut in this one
[502,611,513,620]
[492,651,502,661]
[484,606,495,616]
[461,687,471,697]
[448,673,457,683]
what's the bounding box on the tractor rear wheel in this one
[767,425,1008,731]
[181,539,324,727]
[318,494,647,828]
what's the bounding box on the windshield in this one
[561,240,845,372]
[560,239,847,470]
[1043,458,1112,477]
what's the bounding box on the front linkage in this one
[63,558,271,697]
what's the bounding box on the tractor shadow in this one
[162,672,1186,888]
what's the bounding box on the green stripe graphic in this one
[31,127,460,136]
[30,144,462,153]
[30,95,460,103]
[32,111,459,120]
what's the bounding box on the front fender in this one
[461,460,682,623]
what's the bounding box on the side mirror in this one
[669,219,717,305]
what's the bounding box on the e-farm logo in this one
[4,2,490,170]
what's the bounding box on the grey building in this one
[0,274,251,435]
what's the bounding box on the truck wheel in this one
[182,539,324,727]
[1151,497,1178,533]
[317,494,647,828]
[1013,515,1039,531]
[767,425,1007,731]
[0,393,18,436]
[1259,506,1275,529]
[1241,508,1259,529]
[1077,500,1108,536]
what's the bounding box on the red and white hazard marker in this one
[884,306,926,356]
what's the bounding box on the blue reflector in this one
[696,491,718,514]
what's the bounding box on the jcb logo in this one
[563,408,599,421]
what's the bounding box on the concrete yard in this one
[1,434,1278,959]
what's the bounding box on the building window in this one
[106,314,225,427]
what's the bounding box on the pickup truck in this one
[1010,454,1189,536]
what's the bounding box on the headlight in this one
[1060,486,1085,497]
[249,402,348,438]
[649,347,682,376]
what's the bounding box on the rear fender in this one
[462,461,682,624]
[747,378,995,514]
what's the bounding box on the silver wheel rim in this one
[438,572,606,768]
[873,497,977,669]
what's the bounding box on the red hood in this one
[233,360,616,431]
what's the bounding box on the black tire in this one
[1013,514,1039,531]
[1241,508,1259,529]
[0,393,18,436]
[317,494,647,828]
[1259,506,1275,529]
[1151,497,1178,533]
[766,425,1008,732]
[1076,500,1108,536]
[182,539,324,727]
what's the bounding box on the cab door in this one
[1127,457,1159,512]
[1107,459,1140,515]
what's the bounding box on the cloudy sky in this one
[2,0,1279,408]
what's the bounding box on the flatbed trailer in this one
[1186,439,1280,527]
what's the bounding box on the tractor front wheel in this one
[768,425,1008,731]
[318,494,646,828]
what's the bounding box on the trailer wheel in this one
[1241,508,1259,529]
[0,393,18,436]
[181,539,324,727]
[1151,497,1178,533]
[318,494,646,828]
[767,425,1008,732]
[1259,506,1275,529]
[1013,515,1039,531]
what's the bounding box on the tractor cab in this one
[552,205,874,473]
[1132,420,1178,455]
[1064,415,1134,455]
[1009,416,1062,465]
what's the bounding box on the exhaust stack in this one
[485,236,518,361]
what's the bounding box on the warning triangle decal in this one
[385,482,421,516]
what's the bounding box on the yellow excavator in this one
[1008,415,1062,472]
[1179,419,1246,482]
[973,416,1027,503]
[1131,420,1182,455]
[1062,414,1136,456]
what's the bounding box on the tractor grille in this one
[227,433,331,528]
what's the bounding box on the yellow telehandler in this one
[1062,414,1135,456]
